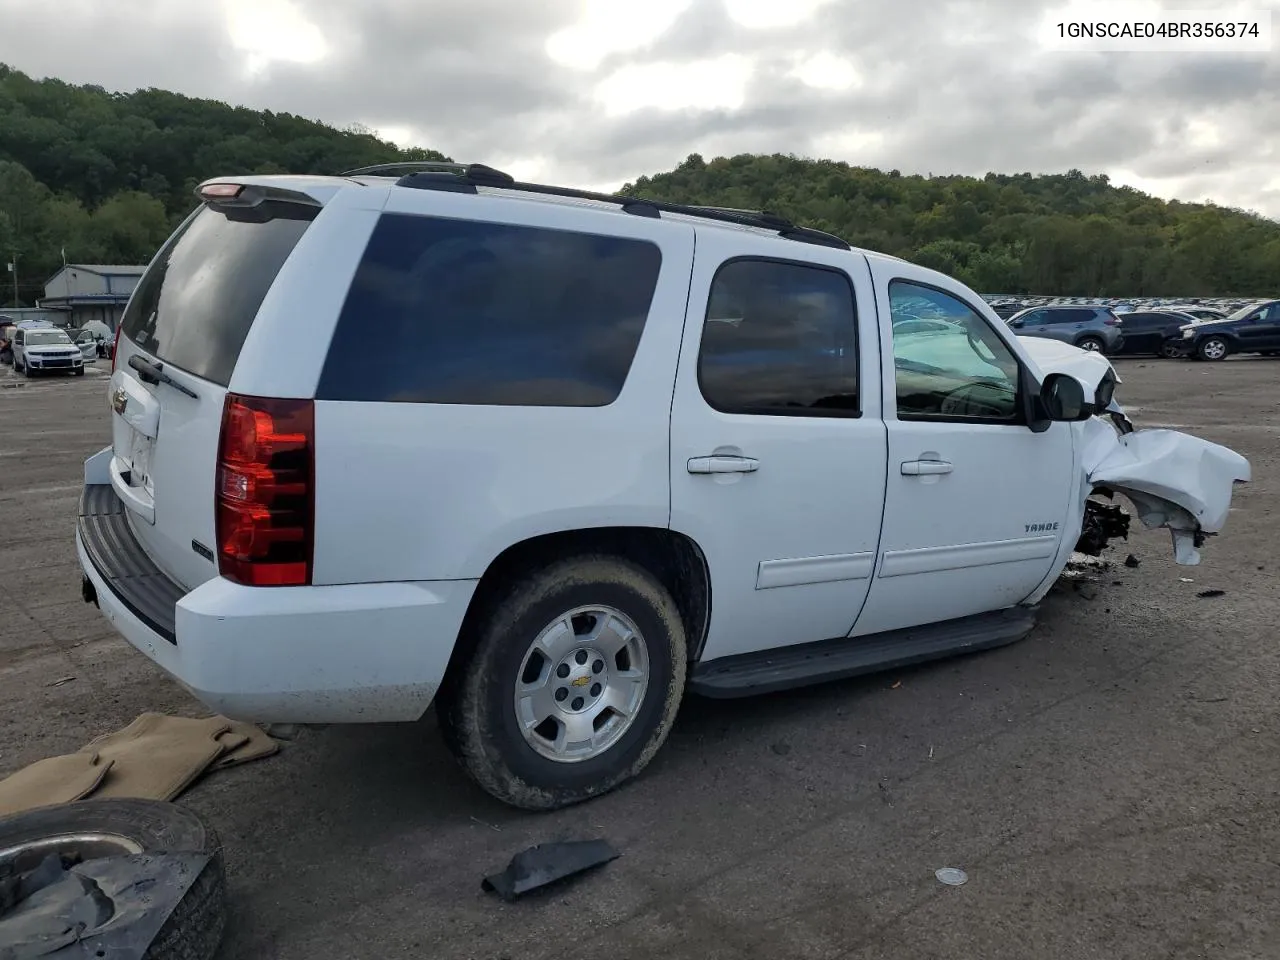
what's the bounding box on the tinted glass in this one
[890,281,1020,422]
[121,202,317,386]
[1120,313,1160,329]
[697,259,858,416]
[318,214,661,406]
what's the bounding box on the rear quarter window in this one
[316,213,663,406]
[121,201,317,386]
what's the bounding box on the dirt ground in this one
[1,355,1276,960]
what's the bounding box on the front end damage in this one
[1017,337,1251,566]
[1075,417,1251,564]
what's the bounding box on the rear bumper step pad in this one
[79,484,184,644]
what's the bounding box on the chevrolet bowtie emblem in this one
[111,388,128,415]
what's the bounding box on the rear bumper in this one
[76,480,478,723]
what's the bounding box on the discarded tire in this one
[0,798,226,960]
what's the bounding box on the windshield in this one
[26,330,72,346]
[1225,303,1261,322]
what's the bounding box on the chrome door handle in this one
[688,455,759,475]
[901,459,953,476]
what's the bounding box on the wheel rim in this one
[1082,339,1101,352]
[1160,343,1181,358]
[0,832,142,875]
[514,605,650,764]
[1203,339,1226,360]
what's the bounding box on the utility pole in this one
[6,254,15,308]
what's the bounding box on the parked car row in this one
[1005,299,1280,361]
[984,294,1267,320]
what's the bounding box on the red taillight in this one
[1105,314,1121,326]
[215,394,314,587]
[110,325,123,372]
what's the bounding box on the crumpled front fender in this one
[1080,418,1251,564]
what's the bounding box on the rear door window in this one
[697,258,859,416]
[121,202,317,386]
[317,214,663,406]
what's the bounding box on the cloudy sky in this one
[1,0,1277,217]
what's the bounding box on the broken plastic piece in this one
[0,851,210,957]
[1075,500,1130,556]
[1197,589,1226,598]
[482,839,620,902]
[935,867,968,886]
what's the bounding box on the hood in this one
[1187,320,1234,333]
[26,342,79,355]
[1016,335,1117,393]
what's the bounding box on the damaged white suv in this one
[76,164,1250,810]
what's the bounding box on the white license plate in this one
[127,430,154,493]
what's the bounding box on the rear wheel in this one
[437,555,688,810]
[1077,336,1105,353]
[1197,336,1230,361]
[1159,341,1184,359]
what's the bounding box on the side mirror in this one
[1039,373,1092,422]
[1009,319,1024,328]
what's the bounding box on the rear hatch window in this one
[121,200,317,385]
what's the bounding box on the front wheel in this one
[437,555,688,810]
[74,366,85,376]
[1077,336,1105,353]
[1198,336,1230,361]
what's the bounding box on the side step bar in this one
[688,606,1038,698]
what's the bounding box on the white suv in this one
[76,164,1250,810]
[13,323,86,377]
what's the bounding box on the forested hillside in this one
[2,65,1277,305]
[0,64,447,303]
[625,154,1280,297]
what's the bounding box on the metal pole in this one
[9,253,16,308]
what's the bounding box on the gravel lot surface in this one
[1,356,1275,960]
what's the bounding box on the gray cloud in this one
[0,0,1276,217]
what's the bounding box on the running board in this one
[688,606,1038,698]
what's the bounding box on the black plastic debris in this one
[1076,502,1130,556]
[1124,554,1142,568]
[482,840,620,903]
[1197,589,1226,598]
[0,851,210,959]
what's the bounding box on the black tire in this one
[437,555,688,811]
[1197,335,1230,361]
[1159,341,1184,359]
[74,366,85,376]
[1077,336,1105,353]
[0,799,226,960]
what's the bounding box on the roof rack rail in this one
[392,164,851,250]
[340,161,469,177]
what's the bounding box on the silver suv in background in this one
[1006,306,1125,354]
